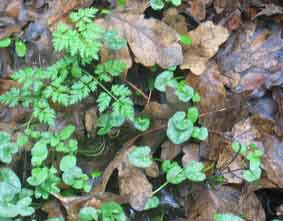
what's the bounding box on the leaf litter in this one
[0,0,283,220]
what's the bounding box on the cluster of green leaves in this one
[154,67,207,144]
[0,37,27,57]
[0,168,34,219]
[231,142,263,182]
[149,0,182,10]
[128,146,206,210]
[25,125,90,199]
[79,201,126,221]
[0,132,20,163]
[0,8,149,134]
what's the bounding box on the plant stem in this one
[92,77,118,101]
[152,181,169,195]
[124,79,149,100]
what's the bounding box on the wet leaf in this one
[118,165,152,211]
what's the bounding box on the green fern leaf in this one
[111,84,131,97]
[97,92,111,113]
[33,100,56,126]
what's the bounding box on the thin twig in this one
[124,79,149,100]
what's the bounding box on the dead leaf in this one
[47,0,94,26]
[186,186,265,221]
[255,4,283,18]
[217,22,283,95]
[262,135,283,187]
[214,0,240,14]
[190,0,207,21]
[216,144,245,184]
[161,140,181,161]
[118,164,152,210]
[163,8,188,34]
[121,0,149,14]
[144,101,174,120]
[84,107,97,137]
[181,143,200,167]
[98,13,183,69]
[42,200,65,219]
[145,161,160,178]
[181,21,229,75]
[5,0,21,18]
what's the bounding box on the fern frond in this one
[69,8,98,25]
[111,84,131,97]
[33,100,56,126]
[95,60,127,82]
[113,97,135,120]
[97,92,112,113]
[0,88,21,107]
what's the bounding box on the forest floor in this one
[0,0,283,221]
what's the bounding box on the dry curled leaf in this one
[181,21,229,75]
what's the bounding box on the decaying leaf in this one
[161,140,181,161]
[97,13,183,69]
[217,22,283,96]
[186,186,265,221]
[118,164,152,211]
[181,21,229,75]
[182,143,201,167]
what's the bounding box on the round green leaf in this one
[191,127,208,141]
[179,35,192,45]
[166,164,186,184]
[0,168,21,202]
[79,207,98,221]
[134,117,150,132]
[171,0,182,6]
[100,201,126,221]
[31,140,48,166]
[167,112,193,144]
[144,196,160,210]
[192,92,201,103]
[175,83,194,102]
[27,167,48,186]
[60,155,76,172]
[154,70,174,92]
[128,146,153,168]
[0,38,12,48]
[58,125,76,140]
[15,40,27,57]
[150,0,165,10]
[213,213,245,221]
[243,167,261,182]
[184,161,206,182]
[187,107,199,123]
[231,142,247,155]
